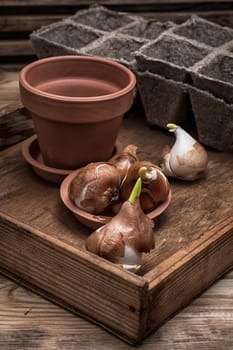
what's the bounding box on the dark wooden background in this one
[1,0,233,67]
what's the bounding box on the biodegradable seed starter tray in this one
[30,7,233,151]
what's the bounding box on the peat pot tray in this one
[0,114,232,345]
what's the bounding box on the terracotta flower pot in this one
[19,55,136,170]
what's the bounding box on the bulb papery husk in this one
[160,125,208,181]
[120,161,170,213]
[70,162,121,214]
[109,144,138,180]
[85,198,155,269]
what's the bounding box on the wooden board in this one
[0,109,233,344]
[1,271,233,349]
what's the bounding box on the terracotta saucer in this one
[60,170,172,230]
[22,135,122,184]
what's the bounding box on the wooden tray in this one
[0,112,233,344]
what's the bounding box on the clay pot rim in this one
[19,55,136,103]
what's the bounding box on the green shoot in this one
[128,177,142,204]
[167,123,179,130]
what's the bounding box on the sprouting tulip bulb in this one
[120,162,170,213]
[85,174,154,273]
[160,122,208,180]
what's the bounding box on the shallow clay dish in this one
[22,135,122,184]
[60,169,172,230]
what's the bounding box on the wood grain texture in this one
[1,0,233,6]
[146,217,233,338]
[0,40,33,56]
[0,15,66,33]
[0,271,232,349]
[0,70,34,149]
[1,12,233,34]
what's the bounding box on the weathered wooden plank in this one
[1,0,233,6]
[0,40,33,56]
[1,11,233,34]
[0,269,232,349]
[0,214,148,344]
[0,15,66,33]
[1,0,233,16]
[0,63,25,70]
[0,105,34,149]
[145,217,233,338]
[0,70,34,149]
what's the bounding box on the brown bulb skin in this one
[70,162,121,214]
[86,198,155,264]
[120,161,170,213]
[109,144,138,180]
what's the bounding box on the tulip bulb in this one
[120,161,170,213]
[86,177,155,272]
[110,144,138,180]
[70,162,121,214]
[160,123,208,181]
